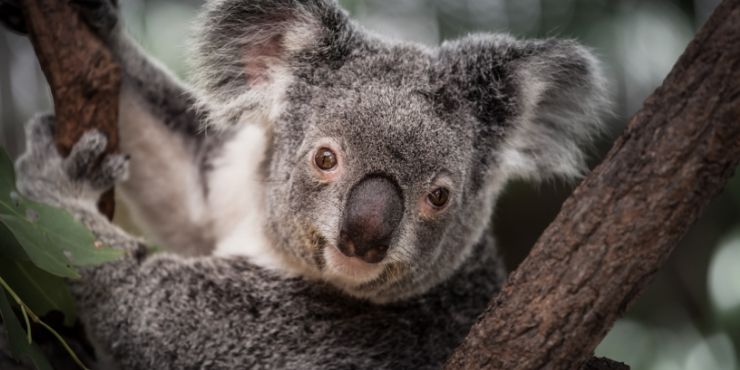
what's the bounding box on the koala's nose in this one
[338,176,403,264]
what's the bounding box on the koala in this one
[3,0,609,368]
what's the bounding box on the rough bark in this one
[20,0,120,218]
[445,0,740,369]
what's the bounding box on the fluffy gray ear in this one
[191,0,355,129]
[436,34,610,185]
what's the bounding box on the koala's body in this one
[5,0,609,368]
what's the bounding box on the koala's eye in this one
[427,187,450,208]
[314,147,338,171]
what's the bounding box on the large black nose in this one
[338,176,403,264]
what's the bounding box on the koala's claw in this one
[64,130,129,190]
[65,130,109,180]
[94,153,129,188]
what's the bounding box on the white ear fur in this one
[501,45,609,183]
[444,35,611,187]
[190,2,322,131]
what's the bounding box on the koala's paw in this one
[15,114,129,208]
[71,0,120,39]
[65,130,129,190]
[0,0,26,34]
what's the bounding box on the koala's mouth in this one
[322,245,386,284]
[298,223,407,295]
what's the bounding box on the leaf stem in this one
[0,274,23,304]
[0,275,89,370]
[20,305,32,344]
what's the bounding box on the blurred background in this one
[1,0,738,369]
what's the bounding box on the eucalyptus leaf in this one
[23,200,123,266]
[0,215,79,279]
[0,291,53,370]
[0,222,29,262]
[0,259,76,326]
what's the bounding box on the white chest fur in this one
[208,124,287,272]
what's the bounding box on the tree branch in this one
[20,0,121,219]
[445,0,740,369]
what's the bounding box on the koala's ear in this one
[436,34,610,184]
[192,0,355,129]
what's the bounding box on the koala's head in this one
[193,0,609,302]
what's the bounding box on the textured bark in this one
[445,1,740,369]
[20,0,120,218]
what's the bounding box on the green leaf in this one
[0,222,30,262]
[23,200,123,267]
[0,215,80,278]
[0,259,76,326]
[0,290,53,370]
[0,148,15,198]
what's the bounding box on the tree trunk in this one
[444,0,740,369]
[20,0,120,219]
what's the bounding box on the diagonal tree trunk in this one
[445,0,740,369]
[20,0,121,219]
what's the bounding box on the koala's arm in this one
[13,116,215,368]
[11,118,247,367]
[32,0,217,255]
[113,33,217,256]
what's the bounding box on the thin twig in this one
[0,275,89,370]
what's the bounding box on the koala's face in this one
[194,0,609,302]
[266,76,487,301]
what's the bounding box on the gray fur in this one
[7,0,610,368]
[14,115,505,369]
